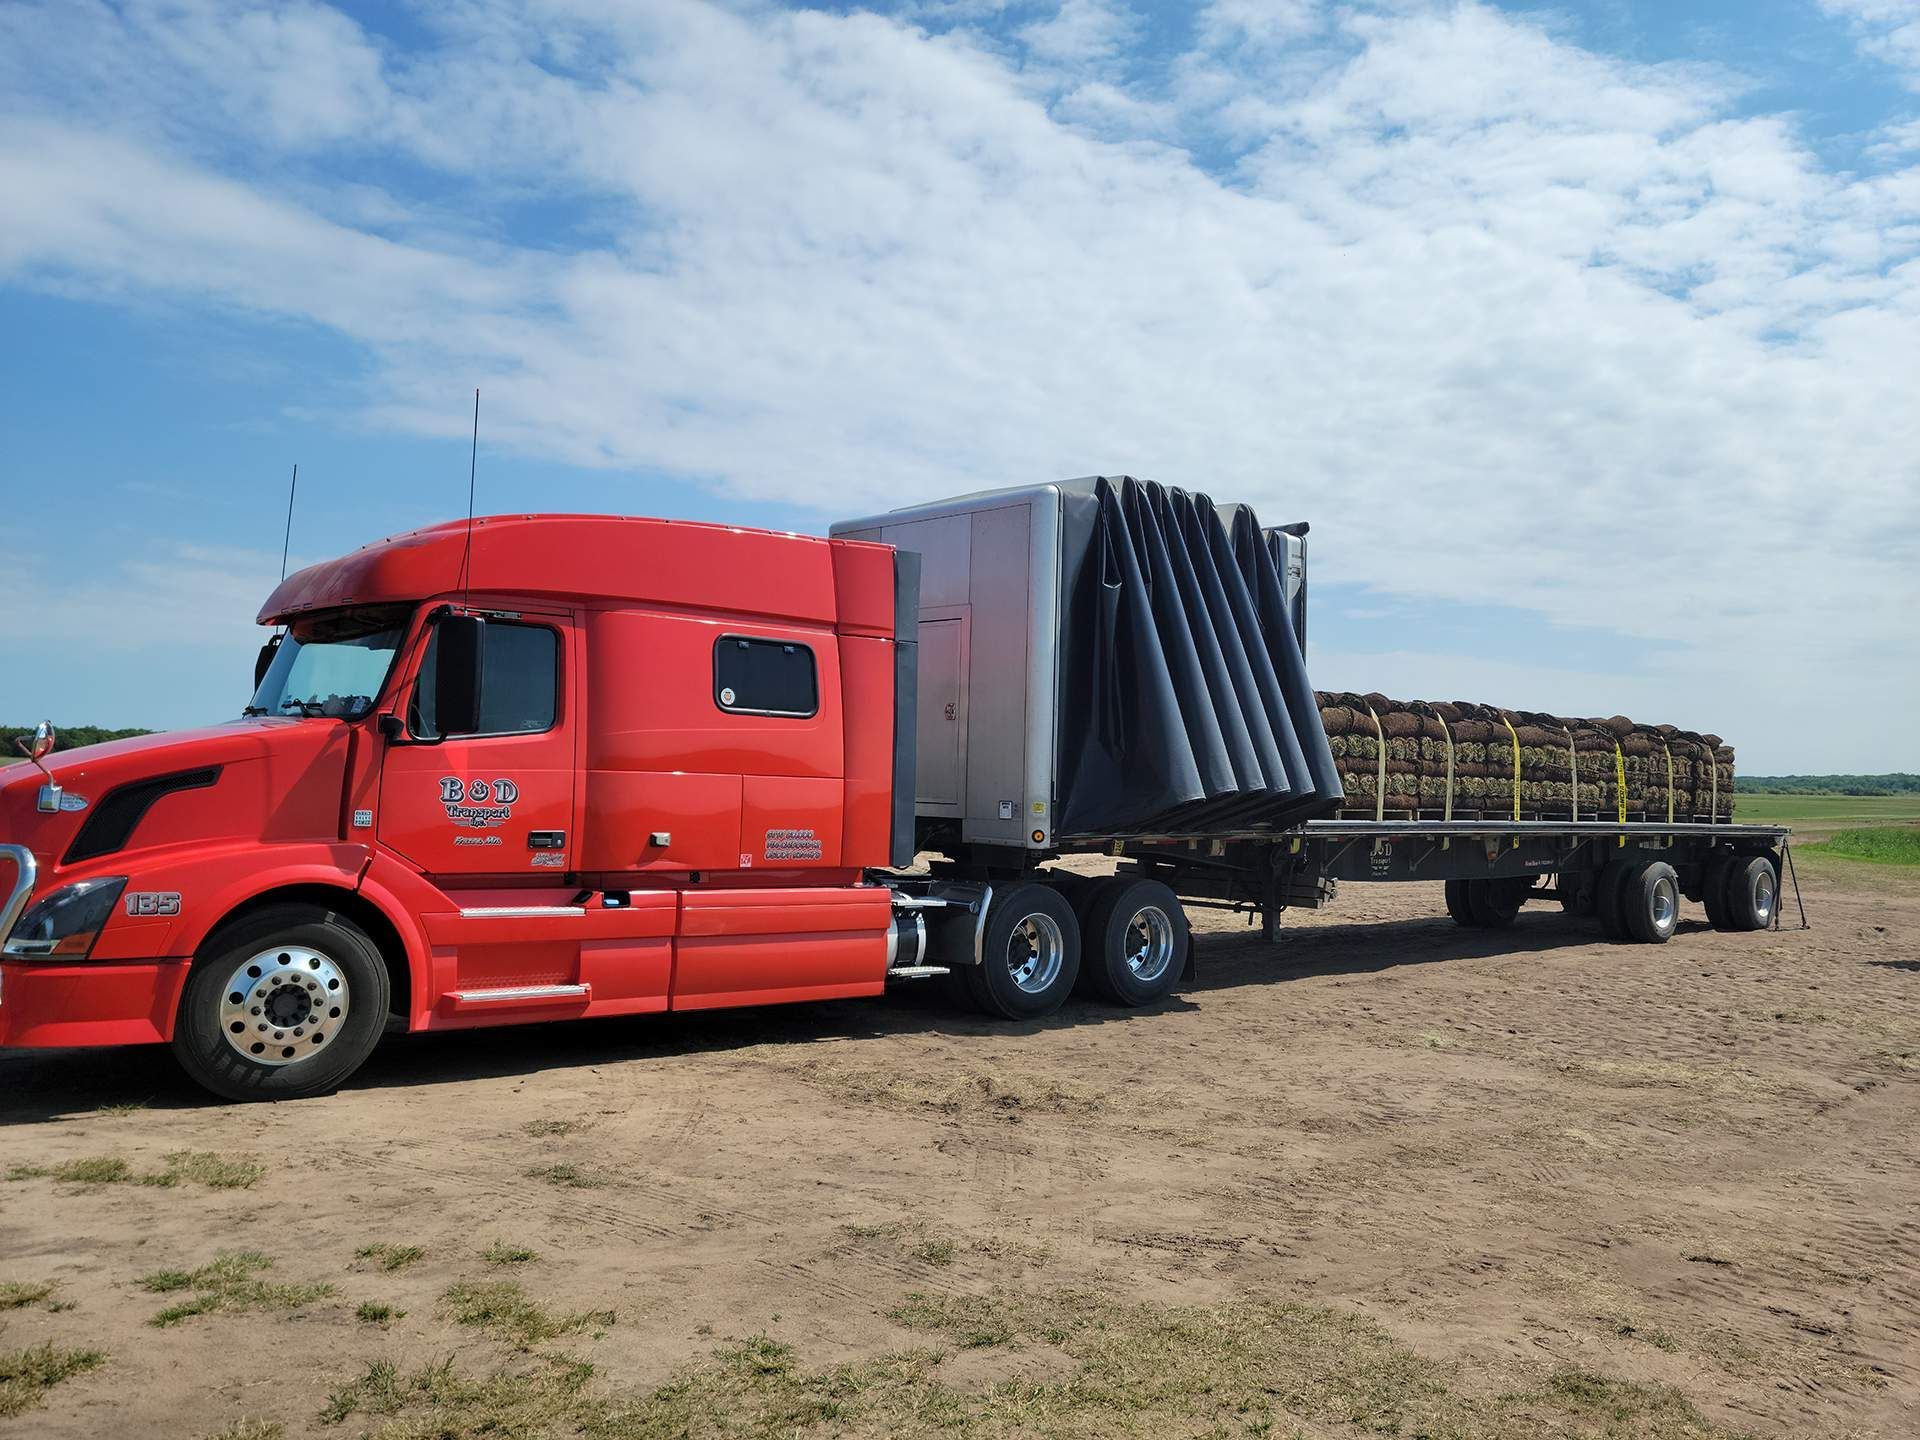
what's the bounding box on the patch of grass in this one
[138,1252,333,1328]
[8,1152,262,1190]
[483,1241,538,1266]
[911,1238,956,1267]
[441,1280,614,1346]
[525,1162,604,1189]
[522,1119,580,1137]
[798,1063,1103,1117]
[1806,827,1920,866]
[0,1343,105,1420]
[95,1101,148,1117]
[889,1293,1013,1348]
[355,1301,405,1325]
[1608,1316,1680,1352]
[140,1151,266,1190]
[7,1156,131,1185]
[0,1282,54,1311]
[355,1243,425,1272]
[318,1284,1756,1439]
[199,1421,283,1440]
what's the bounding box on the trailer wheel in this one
[1558,871,1594,917]
[1722,855,1778,932]
[1084,878,1188,1006]
[1623,861,1680,944]
[1701,853,1735,930]
[171,902,390,1102]
[962,883,1081,1020]
[1465,878,1525,928]
[1443,878,1475,927]
[1594,860,1638,941]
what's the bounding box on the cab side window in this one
[714,636,817,718]
[411,621,559,739]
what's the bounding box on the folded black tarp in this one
[1052,476,1344,837]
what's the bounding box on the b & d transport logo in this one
[439,777,519,828]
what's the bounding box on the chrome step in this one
[458,905,587,918]
[448,983,590,1003]
[885,965,950,979]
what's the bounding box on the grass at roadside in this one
[355,1243,425,1272]
[1806,827,1920,865]
[139,1253,332,1328]
[0,1344,105,1420]
[6,1151,263,1190]
[320,1285,1755,1439]
[442,1280,614,1346]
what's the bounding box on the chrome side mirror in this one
[25,721,55,762]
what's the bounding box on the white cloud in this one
[1017,0,1140,67]
[0,0,1916,768]
[1821,0,1920,87]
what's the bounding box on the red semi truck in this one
[0,478,1788,1101]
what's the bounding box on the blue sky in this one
[3,0,1917,772]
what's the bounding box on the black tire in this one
[1623,861,1680,944]
[1443,878,1475,927]
[172,902,391,1102]
[1084,878,1188,1007]
[1595,860,1638,942]
[961,883,1081,1020]
[1701,853,1735,931]
[1465,878,1524,929]
[1558,871,1594,917]
[1722,855,1779,932]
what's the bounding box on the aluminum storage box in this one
[833,477,1340,850]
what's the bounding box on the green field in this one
[1732,793,1920,829]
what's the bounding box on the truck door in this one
[377,610,578,880]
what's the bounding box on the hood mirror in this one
[24,721,56,762]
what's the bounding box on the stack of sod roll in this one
[1316,692,1735,821]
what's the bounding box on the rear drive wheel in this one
[172,902,390,1102]
[1465,877,1526,929]
[962,883,1081,1020]
[1623,861,1680,944]
[1722,855,1778,932]
[1084,878,1188,1007]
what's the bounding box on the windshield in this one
[246,605,411,720]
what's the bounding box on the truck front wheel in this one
[171,902,391,1103]
[963,883,1081,1021]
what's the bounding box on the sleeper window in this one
[714,636,817,718]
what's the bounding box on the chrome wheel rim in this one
[1005,913,1065,994]
[1123,904,1175,983]
[218,945,350,1066]
[1754,868,1775,924]
[1651,878,1677,935]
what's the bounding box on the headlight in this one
[3,878,127,959]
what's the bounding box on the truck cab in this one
[0,513,919,1098]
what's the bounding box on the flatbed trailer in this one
[1116,819,1800,945]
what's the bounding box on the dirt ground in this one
[2,856,1916,1439]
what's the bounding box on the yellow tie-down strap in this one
[1564,727,1578,822]
[1614,742,1627,847]
[1663,743,1675,825]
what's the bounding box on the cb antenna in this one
[279,462,299,581]
[460,388,479,607]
